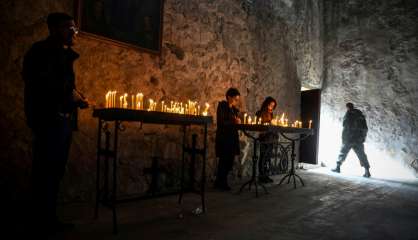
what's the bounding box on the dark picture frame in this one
[74,0,164,54]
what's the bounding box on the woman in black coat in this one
[215,88,241,190]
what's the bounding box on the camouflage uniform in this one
[337,108,370,168]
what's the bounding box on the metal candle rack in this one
[235,124,314,197]
[93,108,212,234]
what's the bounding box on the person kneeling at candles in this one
[256,97,277,183]
[215,88,241,191]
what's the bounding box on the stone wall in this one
[320,0,418,176]
[269,0,324,89]
[0,0,302,202]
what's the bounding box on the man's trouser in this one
[337,141,370,168]
[216,154,234,186]
[31,117,72,225]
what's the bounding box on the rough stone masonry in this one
[1,0,416,203]
[0,0,306,202]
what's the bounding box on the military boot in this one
[363,168,371,178]
[331,163,341,173]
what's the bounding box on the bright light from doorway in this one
[316,105,416,181]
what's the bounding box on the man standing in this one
[22,12,88,233]
[332,103,371,178]
[215,88,241,191]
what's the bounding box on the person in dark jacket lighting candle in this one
[214,88,241,191]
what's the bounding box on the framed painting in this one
[75,0,164,54]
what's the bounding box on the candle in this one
[105,91,110,108]
[148,99,154,111]
[139,93,144,110]
[131,95,134,109]
[119,96,123,108]
[248,116,252,125]
[279,113,285,126]
[161,101,165,112]
[135,93,139,109]
[243,113,247,124]
[123,93,128,109]
[109,91,112,108]
[202,103,210,116]
[309,120,312,129]
[112,91,115,107]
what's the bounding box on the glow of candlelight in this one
[123,93,128,108]
[148,99,154,111]
[105,91,110,108]
[202,102,210,116]
[139,93,144,110]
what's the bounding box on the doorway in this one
[299,89,321,164]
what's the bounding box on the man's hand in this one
[73,89,89,109]
[234,117,241,124]
[78,99,89,109]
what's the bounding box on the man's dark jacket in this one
[342,108,368,144]
[22,37,80,130]
[215,101,240,157]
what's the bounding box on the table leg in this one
[279,140,305,188]
[239,138,268,197]
[178,125,187,204]
[201,124,208,212]
[112,121,119,234]
[95,119,102,219]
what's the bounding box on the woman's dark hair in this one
[346,102,354,110]
[260,96,277,112]
[225,88,240,98]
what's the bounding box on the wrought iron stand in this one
[277,133,311,189]
[236,124,314,196]
[93,109,211,234]
[239,130,268,197]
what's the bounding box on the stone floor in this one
[52,170,418,240]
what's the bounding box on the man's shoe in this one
[363,169,371,178]
[331,164,341,173]
[258,176,269,183]
[258,176,273,183]
[214,181,231,191]
[54,220,75,232]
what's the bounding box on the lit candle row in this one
[291,120,303,128]
[242,112,313,129]
[104,90,210,116]
[105,91,117,108]
[271,113,288,127]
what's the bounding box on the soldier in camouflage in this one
[332,103,371,178]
